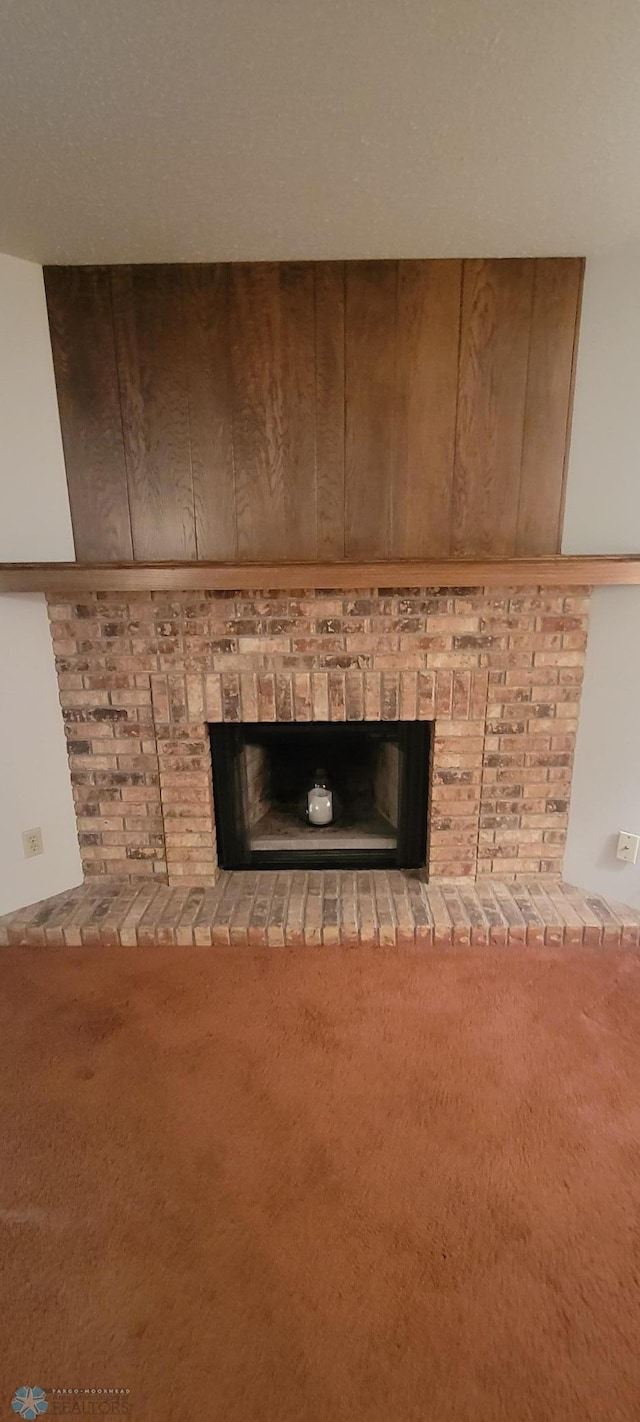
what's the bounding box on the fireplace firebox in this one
[209,721,430,870]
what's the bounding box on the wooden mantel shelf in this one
[1,556,640,594]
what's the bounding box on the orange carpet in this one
[1,945,640,1421]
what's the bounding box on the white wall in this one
[0,252,82,915]
[562,245,640,904]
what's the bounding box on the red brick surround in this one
[47,585,590,886]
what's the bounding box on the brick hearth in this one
[1,875,638,949]
[48,584,590,886]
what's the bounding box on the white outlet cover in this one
[22,827,44,859]
[617,831,640,865]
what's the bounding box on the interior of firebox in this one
[241,724,399,850]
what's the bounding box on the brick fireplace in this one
[48,583,590,887]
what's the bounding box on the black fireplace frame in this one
[209,720,431,871]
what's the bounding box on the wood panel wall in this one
[44,258,583,563]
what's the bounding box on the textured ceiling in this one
[2,0,640,263]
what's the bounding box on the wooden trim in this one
[1,556,640,593]
[556,257,586,551]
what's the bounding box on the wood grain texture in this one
[230,263,317,560]
[452,260,534,556]
[44,267,133,561]
[3,556,638,593]
[45,258,585,566]
[393,261,462,556]
[111,266,196,560]
[517,258,584,554]
[315,262,346,558]
[182,265,237,560]
[345,262,398,558]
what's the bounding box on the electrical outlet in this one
[22,827,43,859]
[617,831,639,865]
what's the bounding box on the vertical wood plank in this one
[315,262,346,558]
[279,264,318,561]
[517,258,584,554]
[452,259,534,556]
[111,266,196,560]
[230,264,317,560]
[182,265,237,560]
[344,261,398,558]
[392,260,462,556]
[44,266,132,561]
